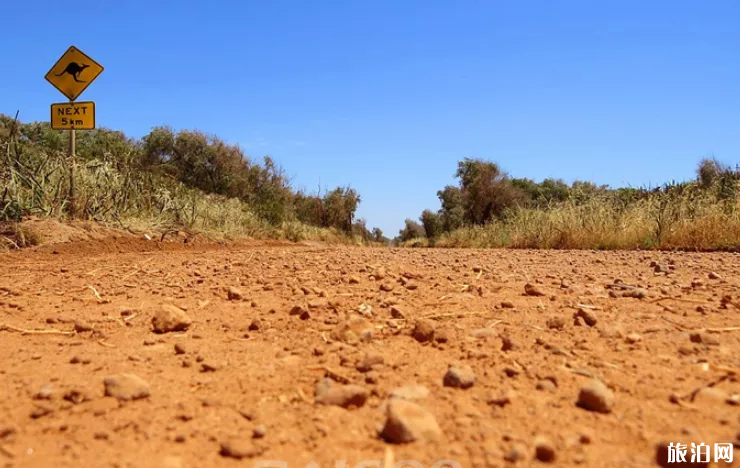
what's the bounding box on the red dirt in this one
[1,237,739,468]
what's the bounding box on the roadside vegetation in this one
[0,113,389,249]
[398,157,740,251]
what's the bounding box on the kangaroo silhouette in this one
[56,62,89,83]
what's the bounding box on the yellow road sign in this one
[45,46,104,101]
[50,101,95,130]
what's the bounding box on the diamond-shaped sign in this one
[45,46,104,101]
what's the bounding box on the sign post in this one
[45,46,104,217]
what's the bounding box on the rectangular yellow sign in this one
[45,46,104,101]
[50,101,95,130]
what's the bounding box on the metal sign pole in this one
[68,108,76,217]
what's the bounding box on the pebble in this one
[576,379,614,413]
[622,288,648,299]
[330,316,374,343]
[314,379,368,408]
[248,319,261,331]
[501,301,515,308]
[219,439,261,459]
[379,399,442,443]
[30,405,53,419]
[625,333,642,344]
[227,287,244,301]
[103,374,151,401]
[573,308,597,327]
[536,379,557,392]
[443,363,476,389]
[412,319,435,343]
[356,352,384,372]
[524,283,547,297]
[500,335,519,352]
[708,271,721,280]
[534,436,556,463]
[689,331,720,346]
[74,319,94,333]
[546,316,566,330]
[503,445,524,462]
[152,305,192,333]
[174,343,187,355]
[34,383,54,400]
[252,425,266,439]
[289,304,308,316]
[200,362,219,372]
[390,306,405,319]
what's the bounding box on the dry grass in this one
[433,189,740,251]
[0,148,360,249]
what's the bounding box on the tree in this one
[372,227,384,243]
[454,158,526,224]
[398,219,425,242]
[437,185,464,232]
[419,209,442,240]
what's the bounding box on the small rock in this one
[74,319,94,333]
[103,374,151,401]
[573,308,597,327]
[412,319,435,343]
[443,363,476,389]
[200,362,219,372]
[174,343,187,355]
[380,283,394,292]
[500,335,519,352]
[435,328,453,343]
[504,445,525,463]
[356,352,384,372]
[708,271,721,280]
[380,399,442,443]
[534,436,557,463]
[374,266,387,280]
[252,425,266,439]
[30,405,53,419]
[576,379,614,413]
[330,316,374,343]
[546,316,566,330]
[34,383,54,400]
[622,288,648,299]
[315,380,368,408]
[348,276,360,284]
[227,287,244,301]
[152,305,192,333]
[219,439,261,460]
[501,301,515,309]
[487,389,515,407]
[390,306,405,319]
[248,319,261,331]
[289,304,308,316]
[689,331,720,346]
[625,333,642,344]
[524,283,546,297]
[536,380,557,392]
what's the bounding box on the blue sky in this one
[3,1,739,236]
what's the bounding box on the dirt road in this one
[1,241,738,468]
